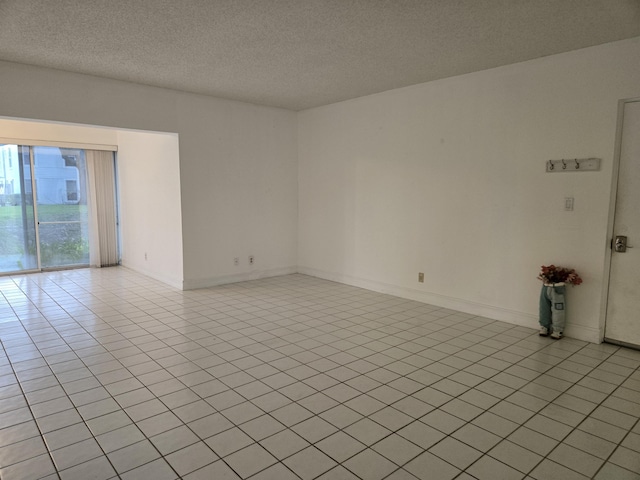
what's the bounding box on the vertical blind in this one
[86,150,118,267]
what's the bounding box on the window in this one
[63,155,78,167]
[66,180,78,201]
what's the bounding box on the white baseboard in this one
[563,324,602,344]
[182,266,298,290]
[298,266,601,343]
[119,264,184,290]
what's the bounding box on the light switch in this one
[564,197,574,211]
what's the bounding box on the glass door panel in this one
[33,147,89,268]
[0,145,38,273]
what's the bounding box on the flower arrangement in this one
[538,265,583,286]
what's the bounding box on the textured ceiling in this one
[0,0,639,111]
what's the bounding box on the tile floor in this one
[0,268,639,480]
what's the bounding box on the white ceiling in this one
[0,0,638,111]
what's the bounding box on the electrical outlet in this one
[418,272,424,283]
[144,252,147,261]
[234,257,239,266]
[249,255,254,265]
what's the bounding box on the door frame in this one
[601,97,640,347]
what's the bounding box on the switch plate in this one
[564,197,574,211]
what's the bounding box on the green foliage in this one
[0,204,87,222]
[0,204,89,266]
[39,237,89,266]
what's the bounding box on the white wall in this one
[0,61,299,289]
[117,130,183,288]
[298,38,640,343]
[3,38,640,343]
[176,96,299,289]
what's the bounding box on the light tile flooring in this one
[0,268,639,480]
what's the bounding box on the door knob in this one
[614,235,634,253]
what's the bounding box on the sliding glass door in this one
[0,144,92,273]
[0,145,38,273]
[33,147,90,268]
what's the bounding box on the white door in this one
[605,100,640,347]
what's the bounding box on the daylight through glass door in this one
[0,144,90,273]
[0,144,38,273]
[32,146,90,269]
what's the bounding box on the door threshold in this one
[0,265,90,277]
[41,264,89,272]
[0,268,41,277]
[604,337,640,351]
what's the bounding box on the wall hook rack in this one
[546,157,600,173]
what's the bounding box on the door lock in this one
[614,235,634,253]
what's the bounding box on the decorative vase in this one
[539,282,566,339]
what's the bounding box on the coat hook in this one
[575,158,580,169]
[548,160,554,171]
[562,159,567,170]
